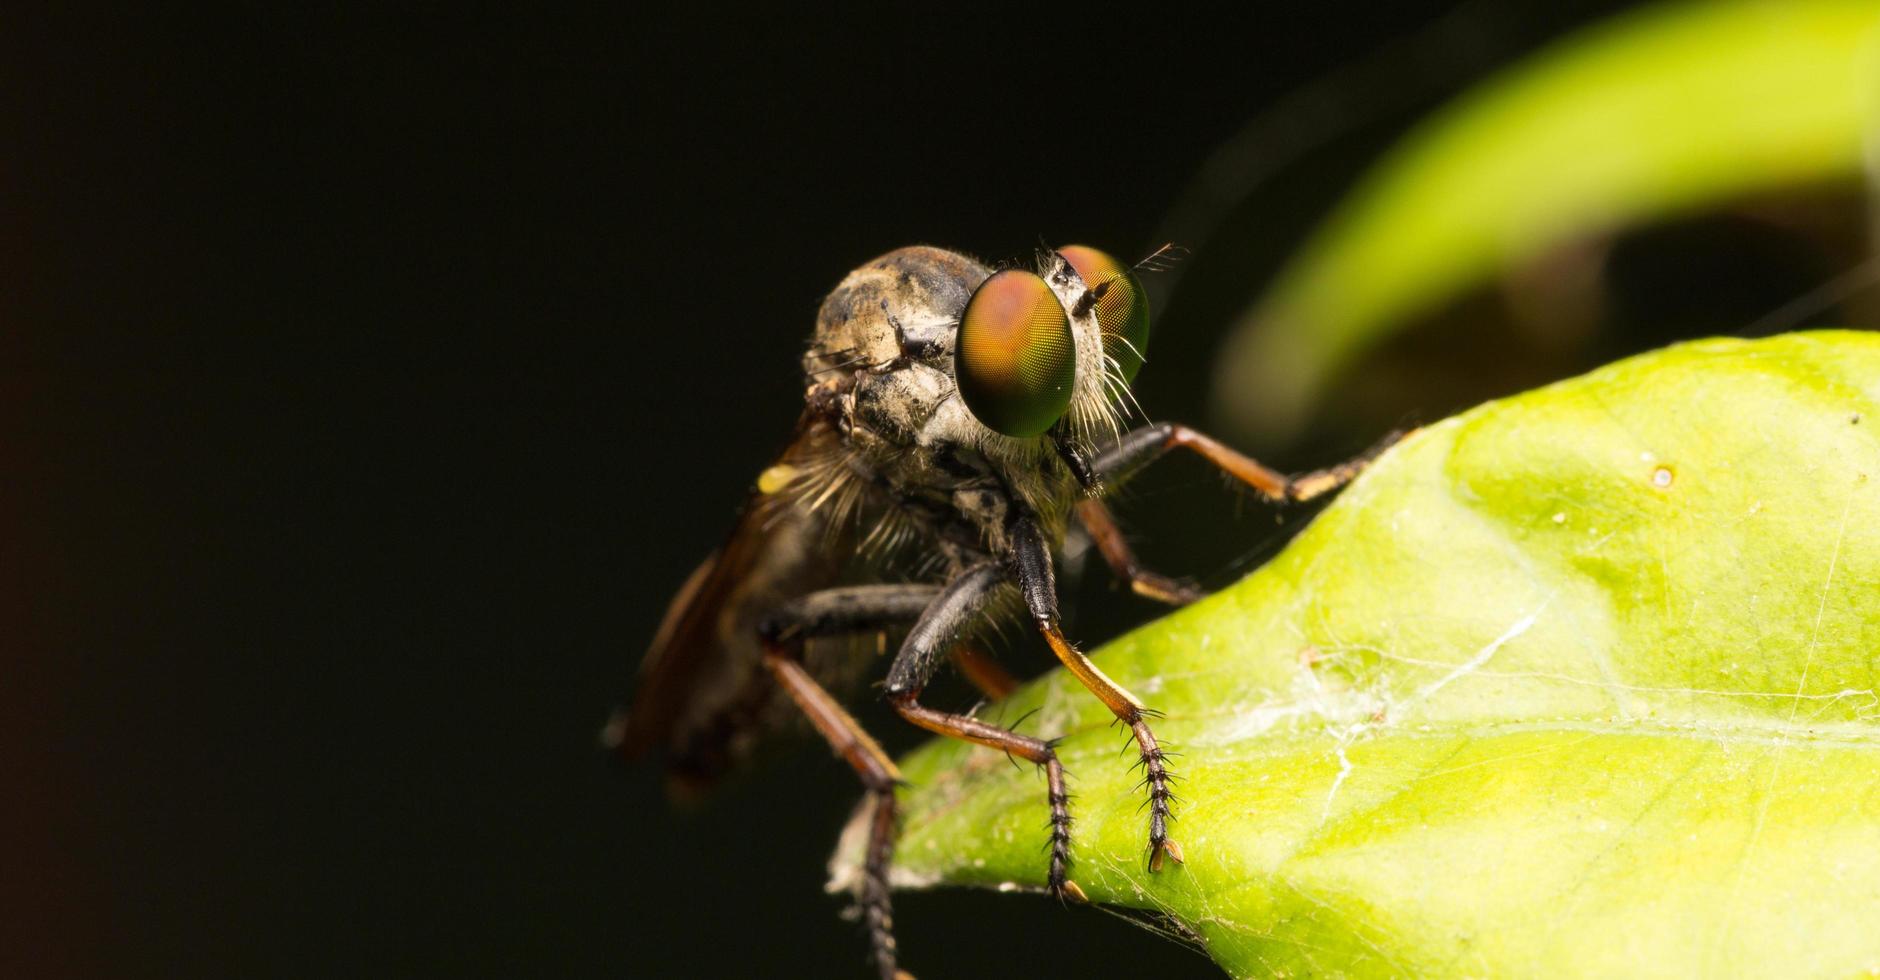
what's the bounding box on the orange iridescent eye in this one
[954,269,1076,437]
[1058,245,1151,384]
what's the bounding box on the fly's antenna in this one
[1131,243,1188,276]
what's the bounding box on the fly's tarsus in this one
[859,792,903,980]
[1042,754,1081,902]
[1128,717,1184,873]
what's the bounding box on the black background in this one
[1,3,1720,977]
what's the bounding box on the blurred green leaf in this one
[866,331,1880,977]
[1213,0,1880,445]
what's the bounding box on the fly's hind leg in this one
[759,584,939,980]
[880,564,1084,902]
[948,644,1019,701]
[1008,515,1184,872]
[1075,498,1205,607]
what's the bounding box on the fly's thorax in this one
[842,375,1080,558]
[842,371,1066,506]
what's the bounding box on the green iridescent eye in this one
[1058,245,1151,384]
[955,269,1076,437]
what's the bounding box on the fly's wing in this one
[607,419,856,798]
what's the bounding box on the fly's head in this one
[808,244,1157,496]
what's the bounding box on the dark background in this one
[11,2,1851,977]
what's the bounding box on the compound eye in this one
[1058,245,1151,384]
[955,269,1076,438]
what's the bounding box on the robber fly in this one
[607,244,1383,979]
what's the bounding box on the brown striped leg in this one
[1094,422,1401,503]
[1075,498,1205,606]
[882,564,1085,901]
[887,692,1083,902]
[759,584,938,980]
[1008,515,1183,872]
[760,653,908,980]
[948,643,1019,701]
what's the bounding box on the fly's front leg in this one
[759,584,939,980]
[1094,422,1400,503]
[1008,515,1184,872]
[1075,499,1205,607]
[881,565,1084,902]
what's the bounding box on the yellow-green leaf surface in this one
[1213,0,1880,444]
[879,332,1880,977]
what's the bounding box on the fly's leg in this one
[890,695,1080,901]
[880,565,1083,901]
[1093,422,1402,503]
[1008,515,1184,872]
[948,643,1019,701]
[1075,498,1205,607]
[759,584,939,980]
[762,655,905,979]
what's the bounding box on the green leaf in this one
[867,331,1880,977]
[1213,0,1880,444]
